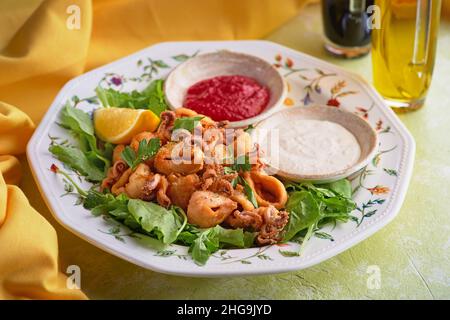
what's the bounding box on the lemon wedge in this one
[94,108,160,144]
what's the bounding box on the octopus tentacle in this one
[156,111,176,144]
[112,144,126,164]
[111,168,133,195]
[101,159,129,192]
[225,206,289,245]
[257,206,289,245]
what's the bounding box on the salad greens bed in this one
[49,79,357,265]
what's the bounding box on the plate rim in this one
[26,40,416,277]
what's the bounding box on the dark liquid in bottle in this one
[322,0,374,47]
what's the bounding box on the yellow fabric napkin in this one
[0,0,310,299]
[0,101,86,299]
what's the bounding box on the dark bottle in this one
[321,0,374,58]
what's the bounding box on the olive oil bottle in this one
[372,0,441,112]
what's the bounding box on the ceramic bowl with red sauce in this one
[164,51,287,128]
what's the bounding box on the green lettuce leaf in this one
[283,179,356,245]
[188,225,255,266]
[320,179,352,198]
[283,191,321,241]
[60,103,94,136]
[127,199,180,244]
[49,145,105,182]
[83,190,129,217]
[190,228,220,266]
[50,104,111,181]
[173,116,204,132]
[95,79,167,116]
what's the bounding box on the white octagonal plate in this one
[27,41,415,277]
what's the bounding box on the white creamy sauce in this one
[276,119,361,175]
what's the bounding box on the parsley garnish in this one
[173,116,204,132]
[121,138,160,169]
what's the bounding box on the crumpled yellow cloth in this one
[0,0,311,299]
[0,102,86,299]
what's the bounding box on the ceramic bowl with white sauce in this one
[164,50,287,128]
[252,105,378,183]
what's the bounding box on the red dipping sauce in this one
[184,75,270,122]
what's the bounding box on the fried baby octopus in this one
[100,109,289,245]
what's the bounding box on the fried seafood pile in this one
[100,108,289,245]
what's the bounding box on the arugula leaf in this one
[95,79,168,116]
[183,225,255,265]
[51,104,112,180]
[215,225,249,248]
[283,191,320,241]
[83,189,111,209]
[95,87,148,109]
[172,206,188,239]
[49,145,105,182]
[176,224,201,245]
[243,231,257,247]
[282,179,356,250]
[60,102,94,136]
[177,231,198,245]
[321,196,356,217]
[301,223,317,254]
[190,228,220,265]
[83,188,185,244]
[301,183,336,197]
[84,190,129,217]
[128,199,180,244]
[142,79,168,116]
[173,116,204,132]
[320,179,352,198]
[121,138,160,169]
[132,233,167,251]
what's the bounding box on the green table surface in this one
[25,4,450,299]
